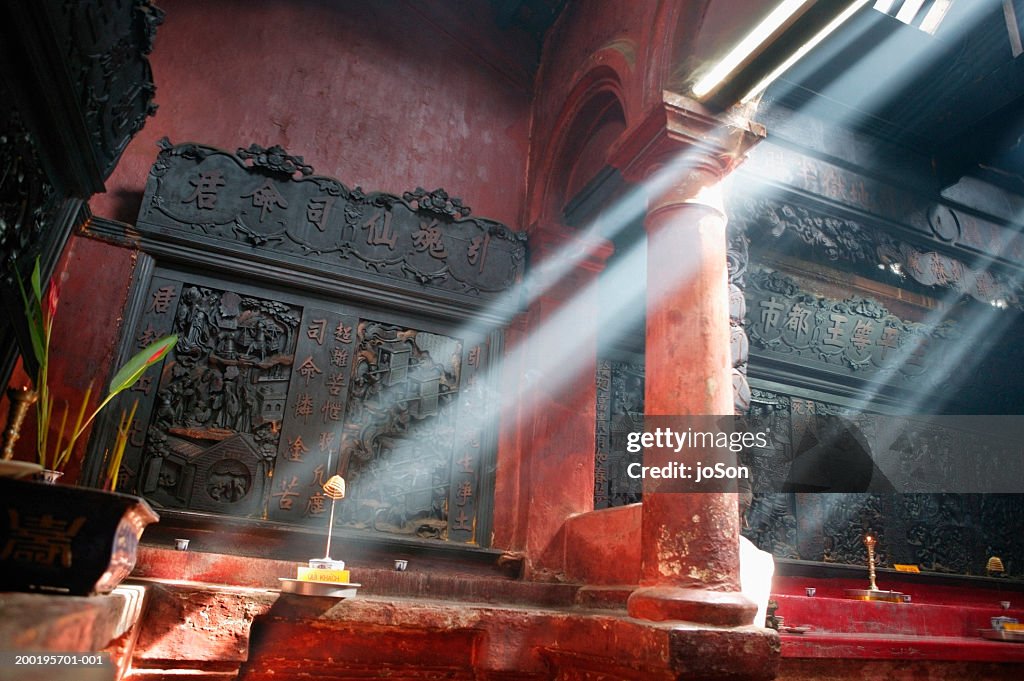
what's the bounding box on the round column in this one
[625,170,754,626]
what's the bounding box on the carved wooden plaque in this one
[136,139,526,305]
[746,267,959,385]
[742,389,1024,578]
[116,272,495,544]
[594,359,643,509]
[99,140,525,546]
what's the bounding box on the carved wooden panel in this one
[0,79,55,273]
[0,0,160,385]
[115,271,496,545]
[729,195,1021,308]
[746,266,959,386]
[742,389,1024,578]
[89,138,527,546]
[594,359,643,509]
[45,0,163,178]
[735,148,1024,274]
[136,140,526,308]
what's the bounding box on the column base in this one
[627,586,756,626]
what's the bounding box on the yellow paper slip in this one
[297,567,351,583]
[893,564,920,573]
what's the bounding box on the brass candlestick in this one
[845,532,905,602]
[2,387,38,461]
[865,533,879,591]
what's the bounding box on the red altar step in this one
[771,575,1024,663]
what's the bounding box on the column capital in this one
[609,91,765,195]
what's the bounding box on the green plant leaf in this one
[24,301,45,366]
[108,334,177,396]
[30,258,42,302]
[14,262,45,366]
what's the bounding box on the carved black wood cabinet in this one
[0,0,162,382]
[87,140,527,547]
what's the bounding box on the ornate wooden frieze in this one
[739,144,1024,267]
[743,389,1024,578]
[136,139,526,308]
[728,196,1021,308]
[593,358,644,509]
[113,270,497,545]
[746,267,959,384]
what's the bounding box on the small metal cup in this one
[174,538,190,551]
[805,587,816,597]
[394,559,408,571]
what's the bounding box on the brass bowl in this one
[844,588,906,603]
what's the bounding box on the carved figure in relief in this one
[177,287,215,357]
[137,282,300,514]
[219,366,243,429]
[246,320,269,360]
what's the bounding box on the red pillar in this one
[611,96,764,625]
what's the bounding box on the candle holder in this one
[865,533,879,591]
[2,387,38,461]
[279,472,360,597]
[844,532,906,603]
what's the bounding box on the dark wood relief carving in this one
[130,281,298,516]
[138,139,526,304]
[742,388,798,559]
[738,145,1024,267]
[0,79,55,274]
[330,322,463,540]
[729,196,1020,308]
[94,139,524,545]
[728,221,751,413]
[746,266,959,383]
[594,359,644,509]
[0,80,69,382]
[48,0,164,178]
[743,389,1024,578]
[0,0,161,385]
[115,272,496,544]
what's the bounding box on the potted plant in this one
[0,258,176,595]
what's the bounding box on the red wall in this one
[31,0,534,483]
[2,235,137,483]
[92,0,531,228]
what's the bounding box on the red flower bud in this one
[44,280,60,321]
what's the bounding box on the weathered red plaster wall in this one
[496,0,664,570]
[525,0,655,225]
[564,504,641,585]
[92,0,531,228]
[2,234,137,483]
